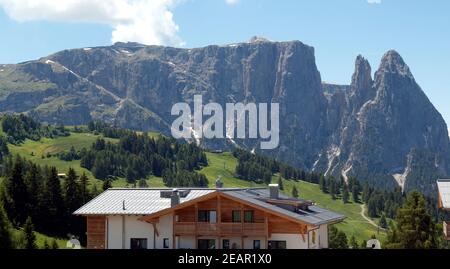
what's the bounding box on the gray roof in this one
[73,188,215,215]
[74,187,345,226]
[222,189,345,226]
[437,179,450,209]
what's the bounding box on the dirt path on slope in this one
[360,204,387,231]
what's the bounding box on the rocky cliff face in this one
[0,39,448,195]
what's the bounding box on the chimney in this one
[171,189,180,207]
[269,184,279,200]
[215,177,224,189]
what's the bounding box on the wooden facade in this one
[141,193,311,248]
[86,216,106,249]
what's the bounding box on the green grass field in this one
[5,131,387,246]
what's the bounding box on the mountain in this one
[0,38,449,195]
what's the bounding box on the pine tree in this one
[24,164,42,222]
[329,226,349,249]
[379,214,388,229]
[319,175,326,193]
[51,239,58,249]
[329,179,336,200]
[138,179,148,188]
[2,155,29,226]
[350,235,359,249]
[292,186,299,198]
[79,173,91,204]
[342,184,350,204]
[23,217,36,250]
[0,206,12,249]
[63,168,81,214]
[385,191,440,249]
[102,179,112,191]
[277,176,284,191]
[367,198,378,218]
[39,167,65,234]
[352,184,359,203]
[362,183,371,203]
[43,239,51,249]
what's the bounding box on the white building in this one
[74,184,345,249]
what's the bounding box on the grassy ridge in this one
[6,131,386,244]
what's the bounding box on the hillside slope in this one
[5,131,386,244]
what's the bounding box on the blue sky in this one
[0,0,449,128]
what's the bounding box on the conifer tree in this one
[39,167,65,234]
[102,179,112,191]
[23,217,36,250]
[0,206,12,249]
[379,214,388,229]
[385,191,441,249]
[51,239,58,249]
[292,186,299,198]
[2,155,29,226]
[63,168,81,214]
[342,184,350,204]
[350,235,359,249]
[78,173,91,204]
[352,184,359,203]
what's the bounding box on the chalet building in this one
[74,184,345,249]
[437,179,450,241]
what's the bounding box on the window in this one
[223,239,230,250]
[232,211,241,223]
[163,238,170,249]
[198,210,208,222]
[198,210,217,223]
[209,211,217,223]
[244,211,254,223]
[268,241,287,250]
[130,238,148,250]
[198,239,216,249]
[253,240,261,250]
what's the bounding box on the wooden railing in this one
[174,222,266,236]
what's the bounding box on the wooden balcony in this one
[174,222,266,237]
[444,222,450,241]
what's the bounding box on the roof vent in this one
[269,184,279,200]
[122,200,126,211]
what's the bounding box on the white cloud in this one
[225,0,239,6]
[0,0,184,46]
[367,0,382,4]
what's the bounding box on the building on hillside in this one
[437,179,450,241]
[74,183,345,249]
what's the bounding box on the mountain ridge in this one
[0,39,448,195]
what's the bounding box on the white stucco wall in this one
[106,215,154,249]
[154,214,173,249]
[269,233,309,249]
[107,216,123,249]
